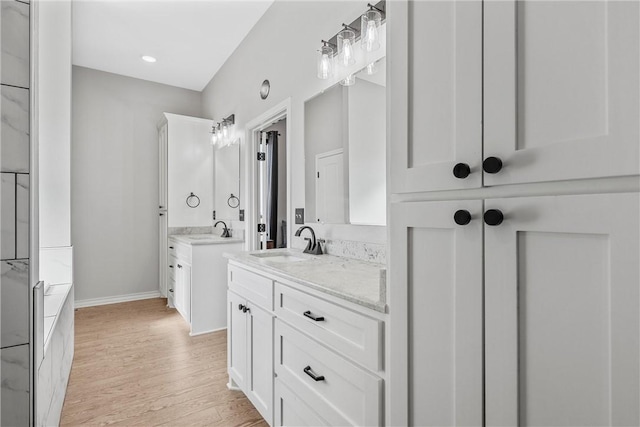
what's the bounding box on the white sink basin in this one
[250,252,308,263]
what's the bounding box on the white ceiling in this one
[72,0,274,91]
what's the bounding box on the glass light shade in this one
[210,130,217,145]
[222,122,229,140]
[317,45,335,79]
[361,10,381,52]
[338,29,356,67]
[340,73,356,86]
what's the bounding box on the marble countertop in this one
[170,234,244,246]
[225,249,387,313]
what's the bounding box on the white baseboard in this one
[189,326,227,337]
[75,291,163,308]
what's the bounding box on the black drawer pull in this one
[303,366,325,382]
[177,264,182,269]
[238,304,245,311]
[303,311,325,322]
[243,306,250,313]
[169,288,173,293]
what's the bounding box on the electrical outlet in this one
[239,209,245,221]
[295,208,304,224]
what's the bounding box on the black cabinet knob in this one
[169,265,174,269]
[483,157,503,174]
[169,246,174,249]
[159,213,164,216]
[169,288,173,293]
[484,209,504,226]
[177,264,182,269]
[238,304,245,311]
[454,210,472,225]
[243,306,250,313]
[452,163,471,179]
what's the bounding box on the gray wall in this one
[202,0,386,247]
[72,66,202,302]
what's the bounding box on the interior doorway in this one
[258,119,287,250]
[244,99,291,252]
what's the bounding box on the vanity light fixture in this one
[315,1,385,83]
[210,123,220,145]
[337,26,357,67]
[361,4,383,52]
[211,114,235,148]
[317,41,335,80]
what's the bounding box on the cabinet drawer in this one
[168,254,177,281]
[275,283,382,371]
[168,239,191,263]
[275,378,334,426]
[228,265,273,311]
[275,320,382,427]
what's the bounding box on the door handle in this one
[303,311,325,322]
[303,366,325,382]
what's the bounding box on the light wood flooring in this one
[60,298,268,427]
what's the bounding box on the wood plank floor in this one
[60,298,268,427]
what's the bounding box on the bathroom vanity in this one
[225,249,387,426]
[169,234,243,335]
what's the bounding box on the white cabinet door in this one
[389,200,483,426]
[247,303,273,425]
[158,123,168,210]
[485,193,639,426]
[174,261,191,324]
[484,1,639,185]
[227,291,247,389]
[388,0,482,193]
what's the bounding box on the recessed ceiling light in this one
[141,55,157,63]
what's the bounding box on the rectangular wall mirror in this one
[304,58,386,226]
[214,143,240,220]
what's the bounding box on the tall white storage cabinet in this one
[387,1,640,426]
[158,113,213,298]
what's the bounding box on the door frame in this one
[244,98,292,251]
[315,148,345,224]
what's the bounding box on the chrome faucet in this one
[294,226,323,255]
[214,221,231,238]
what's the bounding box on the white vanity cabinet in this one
[169,236,243,335]
[227,260,387,427]
[227,265,275,424]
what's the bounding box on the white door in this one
[389,199,484,426]
[484,1,639,185]
[227,291,247,389]
[247,303,273,424]
[388,0,482,193]
[257,132,268,249]
[485,193,639,426]
[315,149,345,223]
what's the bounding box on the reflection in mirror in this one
[304,59,386,226]
[214,143,240,221]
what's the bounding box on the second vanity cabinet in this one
[227,258,387,426]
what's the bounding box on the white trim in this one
[189,326,227,337]
[244,98,292,251]
[74,291,162,308]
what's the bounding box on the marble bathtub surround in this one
[1,1,30,89]
[1,173,16,259]
[1,85,30,173]
[16,174,28,258]
[1,344,30,426]
[226,249,387,312]
[1,173,29,260]
[40,246,73,289]
[1,260,29,348]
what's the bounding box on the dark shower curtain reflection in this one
[266,131,278,248]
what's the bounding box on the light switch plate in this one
[239,209,245,221]
[295,208,304,224]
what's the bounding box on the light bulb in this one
[338,29,356,67]
[321,54,330,78]
[366,21,378,51]
[342,39,353,66]
[222,123,229,139]
[211,131,217,145]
